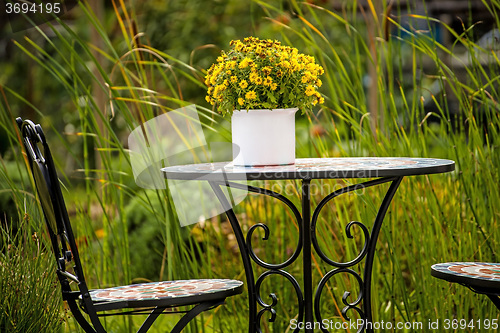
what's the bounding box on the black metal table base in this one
[210,176,403,333]
[163,158,455,332]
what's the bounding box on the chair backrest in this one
[16,118,89,296]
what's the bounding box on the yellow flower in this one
[213,85,222,97]
[314,92,324,105]
[206,37,324,113]
[302,71,317,84]
[306,63,317,73]
[262,66,272,75]
[245,91,257,100]
[305,85,316,96]
[239,80,248,89]
[239,57,252,69]
[233,41,244,52]
[249,73,259,83]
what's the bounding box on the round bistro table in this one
[162,157,455,333]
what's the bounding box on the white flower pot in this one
[231,108,298,166]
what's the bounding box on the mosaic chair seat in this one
[431,262,500,309]
[16,117,243,333]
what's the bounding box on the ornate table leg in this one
[311,176,403,333]
[302,178,314,332]
[209,181,304,333]
[363,177,403,332]
[209,181,257,333]
[210,176,403,333]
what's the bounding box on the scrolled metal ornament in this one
[221,181,303,270]
[314,268,365,333]
[255,269,304,333]
[311,178,395,268]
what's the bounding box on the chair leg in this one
[83,300,109,333]
[66,299,99,333]
[67,295,108,333]
[487,295,500,310]
[170,300,225,333]
[137,307,167,333]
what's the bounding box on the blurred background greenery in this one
[1,0,500,332]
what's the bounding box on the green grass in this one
[1,0,500,332]
[0,215,63,333]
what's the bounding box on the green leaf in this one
[267,91,277,103]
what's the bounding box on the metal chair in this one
[431,262,500,309]
[16,117,243,333]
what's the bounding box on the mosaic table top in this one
[431,262,500,290]
[161,157,455,181]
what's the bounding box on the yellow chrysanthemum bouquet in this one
[205,37,325,115]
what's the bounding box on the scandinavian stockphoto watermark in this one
[128,104,248,227]
[262,179,367,198]
[289,318,499,331]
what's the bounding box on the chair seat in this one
[431,262,500,294]
[87,279,244,311]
